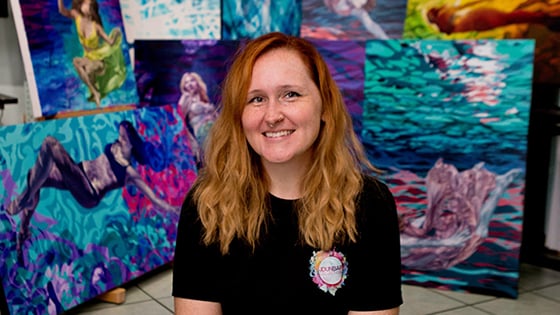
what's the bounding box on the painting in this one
[119,0,221,42]
[310,39,366,135]
[403,0,560,85]
[300,0,408,40]
[221,0,302,39]
[0,105,197,314]
[362,38,534,298]
[134,39,241,166]
[9,0,139,118]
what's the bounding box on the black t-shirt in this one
[172,175,403,314]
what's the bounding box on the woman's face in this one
[242,48,323,168]
[182,74,199,94]
[81,0,92,16]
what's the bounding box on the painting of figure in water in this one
[0,105,197,314]
[362,39,533,298]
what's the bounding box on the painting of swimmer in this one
[362,39,534,298]
[119,0,220,43]
[301,0,408,40]
[9,0,138,118]
[134,40,241,166]
[0,105,197,314]
[403,0,560,85]
[221,0,302,39]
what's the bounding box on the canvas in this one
[362,38,534,298]
[119,0,221,42]
[403,0,560,85]
[9,0,139,118]
[221,0,302,39]
[134,39,241,167]
[310,39,366,135]
[300,0,408,40]
[0,105,197,314]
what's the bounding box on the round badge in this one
[309,249,348,295]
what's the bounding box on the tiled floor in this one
[57,262,560,315]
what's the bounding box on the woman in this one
[177,72,218,166]
[173,32,402,314]
[7,120,179,259]
[58,0,127,107]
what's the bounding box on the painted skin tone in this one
[58,0,119,107]
[174,47,398,315]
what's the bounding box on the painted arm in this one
[174,298,222,315]
[58,0,73,18]
[125,166,180,213]
[94,23,120,46]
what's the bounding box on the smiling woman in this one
[173,32,403,315]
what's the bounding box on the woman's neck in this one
[264,158,310,200]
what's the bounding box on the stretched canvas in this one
[362,39,534,298]
[221,0,302,39]
[301,0,408,40]
[134,39,241,167]
[0,105,197,314]
[403,0,560,85]
[10,0,139,118]
[119,0,221,42]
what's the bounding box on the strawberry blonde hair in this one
[192,32,380,254]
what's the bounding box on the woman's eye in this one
[284,91,301,99]
[248,96,264,104]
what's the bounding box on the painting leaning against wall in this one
[10,0,139,118]
[0,105,197,314]
[362,38,534,298]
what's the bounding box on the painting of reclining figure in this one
[362,39,533,298]
[0,105,197,314]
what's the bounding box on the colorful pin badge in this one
[309,249,348,295]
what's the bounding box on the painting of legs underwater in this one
[362,39,534,297]
[10,0,139,118]
[0,105,197,314]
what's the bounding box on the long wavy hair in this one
[193,32,380,254]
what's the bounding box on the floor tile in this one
[68,300,172,315]
[434,306,493,315]
[517,263,560,291]
[400,285,465,315]
[135,267,173,299]
[432,288,498,305]
[533,283,560,303]
[475,292,560,315]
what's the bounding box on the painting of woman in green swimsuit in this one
[58,0,127,107]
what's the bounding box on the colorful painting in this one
[301,0,408,40]
[403,0,560,85]
[10,0,139,118]
[310,39,366,135]
[0,105,197,314]
[221,0,302,39]
[362,39,534,298]
[134,39,241,166]
[119,0,221,42]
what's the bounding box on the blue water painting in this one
[363,39,534,298]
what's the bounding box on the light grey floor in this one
[57,263,560,315]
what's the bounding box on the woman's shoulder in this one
[361,173,392,199]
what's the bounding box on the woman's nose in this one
[264,99,285,127]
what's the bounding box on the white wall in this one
[0,1,26,125]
